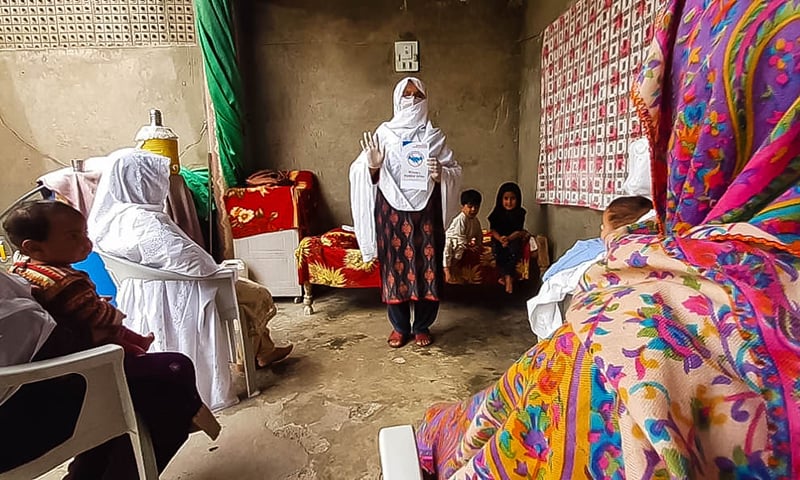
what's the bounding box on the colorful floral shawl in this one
[416,0,800,478]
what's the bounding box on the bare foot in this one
[142,332,155,351]
[257,344,294,369]
[504,276,514,294]
[192,404,221,440]
[414,332,433,347]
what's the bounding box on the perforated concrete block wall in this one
[0,0,195,50]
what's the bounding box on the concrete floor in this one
[39,285,537,480]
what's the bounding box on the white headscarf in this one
[88,148,170,239]
[88,148,218,276]
[381,77,430,136]
[349,77,462,262]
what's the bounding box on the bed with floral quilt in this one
[295,228,541,314]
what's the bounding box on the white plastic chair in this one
[378,425,423,480]
[0,344,158,479]
[95,251,259,399]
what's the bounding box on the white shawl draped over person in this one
[88,149,291,410]
[349,77,462,348]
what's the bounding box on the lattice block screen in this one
[0,0,195,50]
[536,0,662,210]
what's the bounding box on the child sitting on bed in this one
[4,201,155,356]
[488,182,530,294]
[443,189,483,283]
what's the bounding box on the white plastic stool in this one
[378,425,423,480]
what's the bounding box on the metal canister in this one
[0,237,8,265]
[135,109,181,175]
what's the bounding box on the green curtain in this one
[194,0,245,187]
[180,167,214,220]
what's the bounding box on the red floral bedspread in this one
[224,170,316,239]
[295,229,530,288]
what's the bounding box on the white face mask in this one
[399,95,421,109]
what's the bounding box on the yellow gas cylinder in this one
[135,109,181,175]
[0,237,8,264]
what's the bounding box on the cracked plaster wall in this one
[0,46,207,210]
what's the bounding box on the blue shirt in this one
[542,238,605,282]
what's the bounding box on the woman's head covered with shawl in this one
[636,0,800,252]
[382,77,431,136]
[88,148,171,243]
[88,148,218,276]
[630,5,800,472]
[95,149,170,208]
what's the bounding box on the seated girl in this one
[488,182,529,294]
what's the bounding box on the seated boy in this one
[444,189,483,283]
[4,201,154,356]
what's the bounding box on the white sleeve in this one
[0,273,57,404]
[349,152,379,263]
[437,144,462,228]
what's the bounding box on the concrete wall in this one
[236,0,523,232]
[0,0,602,260]
[0,46,207,210]
[517,0,603,259]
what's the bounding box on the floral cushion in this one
[224,170,316,239]
[295,229,380,288]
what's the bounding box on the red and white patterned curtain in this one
[536,0,663,210]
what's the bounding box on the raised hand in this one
[361,131,385,169]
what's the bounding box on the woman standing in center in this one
[350,77,462,348]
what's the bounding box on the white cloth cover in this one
[526,252,605,340]
[349,77,462,262]
[622,137,652,198]
[0,272,57,405]
[88,148,236,410]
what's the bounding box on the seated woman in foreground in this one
[416,0,800,478]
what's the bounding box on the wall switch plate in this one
[394,40,419,72]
